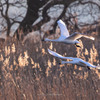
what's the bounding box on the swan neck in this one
[45,38,59,42]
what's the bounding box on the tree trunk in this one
[14,0,77,40]
[14,0,48,39]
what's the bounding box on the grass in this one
[0,33,100,100]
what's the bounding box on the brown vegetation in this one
[0,32,100,100]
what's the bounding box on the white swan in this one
[44,19,95,47]
[48,49,97,69]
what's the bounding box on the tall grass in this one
[0,34,100,100]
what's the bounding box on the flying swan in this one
[44,19,95,47]
[48,49,98,69]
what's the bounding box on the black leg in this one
[59,62,61,65]
[87,66,90,70]
[75,43,81,48]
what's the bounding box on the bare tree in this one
[16,0,100,39]
[0,0,27,37]
[0,0,100,39]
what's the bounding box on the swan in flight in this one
[48,49,97,69]
[44,19,95,47]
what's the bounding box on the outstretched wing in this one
[79,61,87,66]
[67,32,95,40]
[82,35,95,40]
[48,49,74,60]
[80,60,96,68]
[66,32,82,40]
[57,19,69,40]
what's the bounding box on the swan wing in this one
[57,19,69,39]
[80,60,96,68]
[66,32,83,40]
[48,49,74,60]
[82,35,95,40]
[67,32,95,40]
[79,61,87,66]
